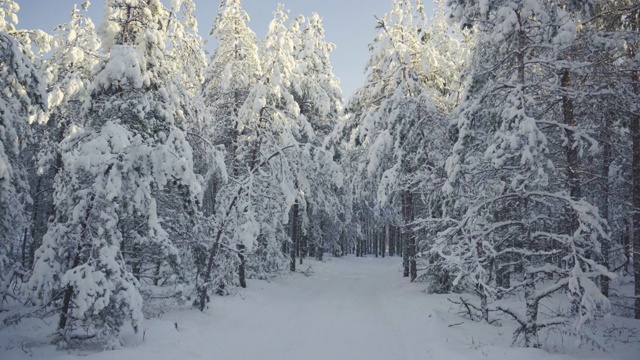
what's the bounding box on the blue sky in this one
[16,0,434,98]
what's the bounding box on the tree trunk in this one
[58,275,77,335]
[300,234,306,265]
[402,191,411,278]
[523,272,540,348]
[409,236,417,282]
[402,190,417,281]
[20,228,28,267]
[238,243,246,288]
[57,193,96,338]
[26,176,43,267]
[561,69,581,201]
[628,10,640,318]
[632,66,640,319]
[374,226,379,258]
[402,233,409,277]
[480,292,489,323]
[389,225,395,257]
[290,201,299,272]
[317,236,324,261]
[601,114,612,298]
[380,224,389,259]
[199,186,243,311]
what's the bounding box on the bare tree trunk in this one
[290,201,299,272]
[601,114,612,298]
[58,251,79,334]
[380,224,389,259]
[374,225,379,258]
[628,10,640,318]
[402,190,416,279]
[238,243,246,288]
[300,234,306,265]
[25,176,43,267]
[389,225,395,257]
[402,230,409,277]
[317,236,324,261]
[20,228,28,267]
[562,68,584,313]
[632,65,640,319]
[561,69,581,201]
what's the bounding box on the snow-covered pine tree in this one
[154,0,213,302]
[26,2,102,272]
[567,0,640,319]
[197,0,260,292]
[592,0,640,320]
[167,0,207,98]
[29,0,201,346]
[346,0,464,280]
[289,13,344,262]
[403,0,472,289]
[589,0,640,320]
[290,13,342,142]
[345,0,424,277]
[237,3,298,275]
[204,0,261,172]
[534,1,633,304]
[583,1,628,301]
[195,3,301,308]
[437,0,614,347]
[327,110,372,258]
[0,0,47,309]
[238,3,305,273]
[167,0,216,175]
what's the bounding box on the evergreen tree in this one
[238,3,302,274]
[0,0,47,309]
[26,2,102,271]
[345,0,466,280]
[197,0,261,293]
[204,0,261,163]
[157,0,212,300]
[584,0,640,319]
[29,0,201,346]
[289,13,344,262]
[195,3,300,308]
[438,0,614,347]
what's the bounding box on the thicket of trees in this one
[0,0,639,351]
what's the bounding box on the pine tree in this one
[29,0,201,346]
[195,3,300,308]
[438,0,614,347]
[25,2,102,271]
[289,13,344,262]
[204,0,261,161]
[345,0,424,278]
[239,3,302,273]
[156,0,213,299]
[199,0,261,291]
[584,0,640,321]
[345,0,465,281]
[0,0,47,309]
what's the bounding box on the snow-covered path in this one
[209,257,417,360]
[4,256,638,360]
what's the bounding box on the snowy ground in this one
[2,256,639,359]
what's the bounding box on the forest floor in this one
[2,256,639,359]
